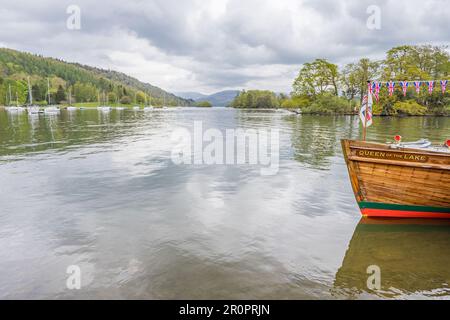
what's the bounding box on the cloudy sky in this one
[0,0,449,94]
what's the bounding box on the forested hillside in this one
[0,48,192,106]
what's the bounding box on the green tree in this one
[196,101,212,107]
[292,59,339,97]
[341,58,380,103]
[55,85,66,103]
[107,92,117,104]
[230,90,279,108]
[120,95,131,104]
[136,91,146,104]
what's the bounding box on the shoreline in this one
[0,105,448,117]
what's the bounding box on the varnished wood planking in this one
[357,164,450,194]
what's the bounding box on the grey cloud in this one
[0,0,449,93]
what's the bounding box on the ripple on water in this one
[0,109,449,299]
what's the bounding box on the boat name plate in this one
[355,150,428,162]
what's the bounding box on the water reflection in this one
[288,115,359,169]
[334,218,450,298]
[0,108,449,299]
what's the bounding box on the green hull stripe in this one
[358,201,450,213]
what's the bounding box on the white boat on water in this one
[144,106,154,111]
[44,105,60,114]
[100,106,111,112]
[6,106,25,113]
[67,106,77,111]
[116,106,125,111]
[27,106,40,114]
[133,105,140,111]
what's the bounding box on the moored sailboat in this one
[43,79,60,114]
[98,91,111,112]
[5,85,24,113]
[66,88,77,111]
[26,77,40,114]
[143,93,153,111]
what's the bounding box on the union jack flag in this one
[368,82,373,95]
[400,81,409,96]
[414,81,421,94]
[386,81,395,96]
[427,81,434,94]
[441,80,448,94]
[373,81,381,101]
[359,94,373,128]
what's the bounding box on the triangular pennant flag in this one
[427,81,435,94]
[441,80,448,94]
[400,81,409,96]
[414,81,421,94]
[387,81,395,96]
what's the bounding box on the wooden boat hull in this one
[341,139,450,219]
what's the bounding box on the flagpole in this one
[363,80,370,141]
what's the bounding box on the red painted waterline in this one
[361,208,450,219]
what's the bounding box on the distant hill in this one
[174,92,208,101]
[204,90,240,106]
[176,90,240,107]
[0,48,192,106]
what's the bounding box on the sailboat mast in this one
[8,84,12,106]
[47,78,51,104]
[363,81,370,141]
[27,77,33,105]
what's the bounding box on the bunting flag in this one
[375,81,381,101]
[414,81,421,94]
[427,81,434,94]
[441,80,448,94]
[373,79,447,96]
[400,81,409,96]
[359,94,373,128]
[387,81,395,96]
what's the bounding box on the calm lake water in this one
[0,107,449,299]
